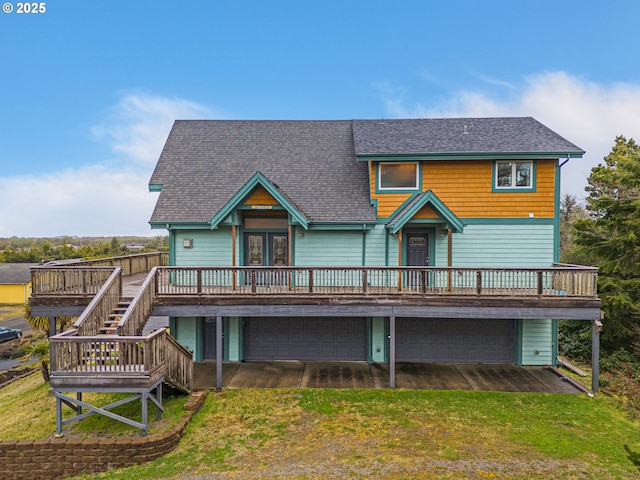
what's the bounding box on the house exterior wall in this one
[521,319,554,365]
[0,283,31,304]
[174,230,234,266]
[371,159,556,220]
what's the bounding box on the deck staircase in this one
[100,298,132,335]
[48,267,193,435]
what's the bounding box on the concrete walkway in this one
[193,361,586,393]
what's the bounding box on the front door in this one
[405,233,430,287]
[244,233,289,284]
[406,233,429,266]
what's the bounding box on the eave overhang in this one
[357,151,585,161]
[387,190,464,235]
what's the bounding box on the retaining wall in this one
[0,391,206,480]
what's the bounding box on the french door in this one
[244,233,288,284]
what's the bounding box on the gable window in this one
[495,161,533,189]
[379,162,419,191]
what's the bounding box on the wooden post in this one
[389,316,396,389]
[397,230,403,292]
[288,225,293,291]
[447,229,452,292]
[231,225,237,266]
[216,314,223,390]
[592,317,602,392]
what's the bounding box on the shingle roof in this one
[149,118,584,225]
[352,117,584,156]
[150,120,376,224]
[0,264,36,284]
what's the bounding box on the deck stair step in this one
[99,299,131,335]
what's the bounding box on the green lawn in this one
[2,373,639,479]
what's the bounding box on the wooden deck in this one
[32,262,600,393]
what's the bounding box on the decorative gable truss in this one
[386,190,464,235]
[209,171,309,230]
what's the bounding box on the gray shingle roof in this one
[0,264,36,284]
[149,118,584,225]
[150,120,376,224]
[352,117,584,156]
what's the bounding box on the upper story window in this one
[378,162,419,191]
[495,161,534,190]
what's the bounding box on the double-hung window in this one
[378,162,419,191]
[495,161,534,190]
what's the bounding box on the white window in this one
[379,162,419,190]
[495,161,533,189]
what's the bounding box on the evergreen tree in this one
[574,136,640,350]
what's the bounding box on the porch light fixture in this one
[183,238,193,248]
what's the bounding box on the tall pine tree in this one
[574,136,640,350]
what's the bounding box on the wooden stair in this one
[99,298,132,335]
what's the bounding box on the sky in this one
[1,0,639,237]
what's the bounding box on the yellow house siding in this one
[0,283,31,304]
[371,159,556,219]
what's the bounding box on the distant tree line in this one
[0,236,168,263]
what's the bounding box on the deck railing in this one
[30,252,168,296]
[50,327,192,393]
[71,267,123,336]
[155,265,598,298]
[31,266,116,296]
[117,267,159,336]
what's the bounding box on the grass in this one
[0,372,189,439]
[1,373,639,479]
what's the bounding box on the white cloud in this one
[92,92,214,165]
[0,93,213,237]
[382,71,640,201]
[0,166,155,237]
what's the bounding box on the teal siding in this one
[295,230,365,266]
[174,230,234,266]
[227,317,242,361]
[449,223,554,267]
[370,317,386,362]
[364,226,389,266]
[174,317,200,361]
[521,319,554,365]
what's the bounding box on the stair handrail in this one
[162,330,193,393]
[116,267,159,336]
[72,267,123,336]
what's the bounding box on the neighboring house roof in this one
[352,117,584,158]
[0,263,37,285]
[149,118,584,226]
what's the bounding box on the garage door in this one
[244,317,367,361]
[397,318,514,363]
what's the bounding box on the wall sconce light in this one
[183,238,193,248]
[297,230,304,239]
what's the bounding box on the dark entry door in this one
[244,233,288,284]
[405,233,430,287]
[245,233,289,266]
[406,233,429,266]
[202,317,219,360]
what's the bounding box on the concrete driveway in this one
[193,361,586,393]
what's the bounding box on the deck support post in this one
[216,314,223,389]
[389,315,396,389]
[592,317,602,393]
[49,316,57,337]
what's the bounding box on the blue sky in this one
[1,0,640,237]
